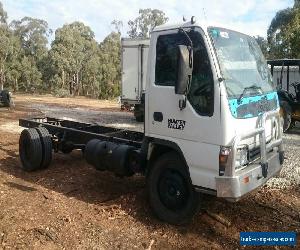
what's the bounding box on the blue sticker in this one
[228,91,278,119]
[210,29,219,38]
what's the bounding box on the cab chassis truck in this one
[19,19,284,225]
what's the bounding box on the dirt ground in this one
[0,94,299,250]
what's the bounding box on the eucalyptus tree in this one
[128,8,168,38]
[50,22,99,95]
[267,0,300,58]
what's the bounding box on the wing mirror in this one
[175,45,193,109]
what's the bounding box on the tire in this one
[36,127,53,169]
[279,101,292,132]
[147,152,199,225]
[19,128,43,171]
[134,104,144,122]
[1,90,11,107]
[135,112,144,122]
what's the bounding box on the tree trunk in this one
[15,78,18,92]
[62,70,65,88]
[76,71,79,96]
[0,67,4,91]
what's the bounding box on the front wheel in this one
[147,152,199,225]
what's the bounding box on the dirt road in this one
[0,94,299,249]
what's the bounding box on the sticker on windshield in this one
[220,31,229,39]
[228,91,279,119]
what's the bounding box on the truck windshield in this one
[208,27,275,99]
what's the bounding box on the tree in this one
[0,27,13,90]
[283,9,300,58]
[50,22,99,95]
[0,1,7,24]
[256,36,269,58]
[98,31,121,98]
[10,17,51,61]
[111,20,123,34]
[267,1,300,58]
[9,17,51,91]
[128,8,168,38]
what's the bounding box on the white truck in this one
[121,38,149,121]
[19,18,284,225]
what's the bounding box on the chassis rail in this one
[19,117,143,148]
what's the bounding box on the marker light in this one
[219,146,232,176]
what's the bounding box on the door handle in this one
[153,112,163,122]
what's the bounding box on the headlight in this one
[235,145,249,169]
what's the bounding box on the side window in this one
[188,32,214,116]
[155,34,181,86]
[155,31,214,116]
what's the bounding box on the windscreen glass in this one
[208,27,275,99]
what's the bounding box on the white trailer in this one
[121,38,149,121]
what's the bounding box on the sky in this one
[1,0,295,43]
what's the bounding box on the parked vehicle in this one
[19,18,284,225]
[0,90,13,107]
[267,59,300,131]
[121,38,149,122]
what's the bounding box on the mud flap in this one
[261,163,268,178]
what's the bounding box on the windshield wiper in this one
[238,85,262,103]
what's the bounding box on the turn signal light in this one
[219,146,232,176]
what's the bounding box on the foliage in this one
[0,3,169,98]
[267,1,300,59]
[128,8,168,38]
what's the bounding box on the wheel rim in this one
[158,168,189,211]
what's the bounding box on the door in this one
[122,47,139,101]
[146,28,222,189]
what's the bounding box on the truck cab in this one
[144,20,284,222]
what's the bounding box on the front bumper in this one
[215,151,282,200]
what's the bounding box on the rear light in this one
[219,146,232,176]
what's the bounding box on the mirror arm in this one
[179,75,192,110]
[179,97,187,110]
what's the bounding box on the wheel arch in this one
[145,137,189,174]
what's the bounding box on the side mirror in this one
[175,45,193,95]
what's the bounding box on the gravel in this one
[266,123,300,189]
[30,103,144,132]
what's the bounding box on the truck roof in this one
[121,38,150,46]
[152,20,250,36]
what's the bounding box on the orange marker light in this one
[243,176,250,184]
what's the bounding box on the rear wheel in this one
[147,152,199,225]
[36,127,53,169]
[134,104,144,122]
[19,128,43,171]
[280,101,292,132]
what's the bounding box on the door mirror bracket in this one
[175,45,193,110]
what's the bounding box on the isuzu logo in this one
[168,119,186,130]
